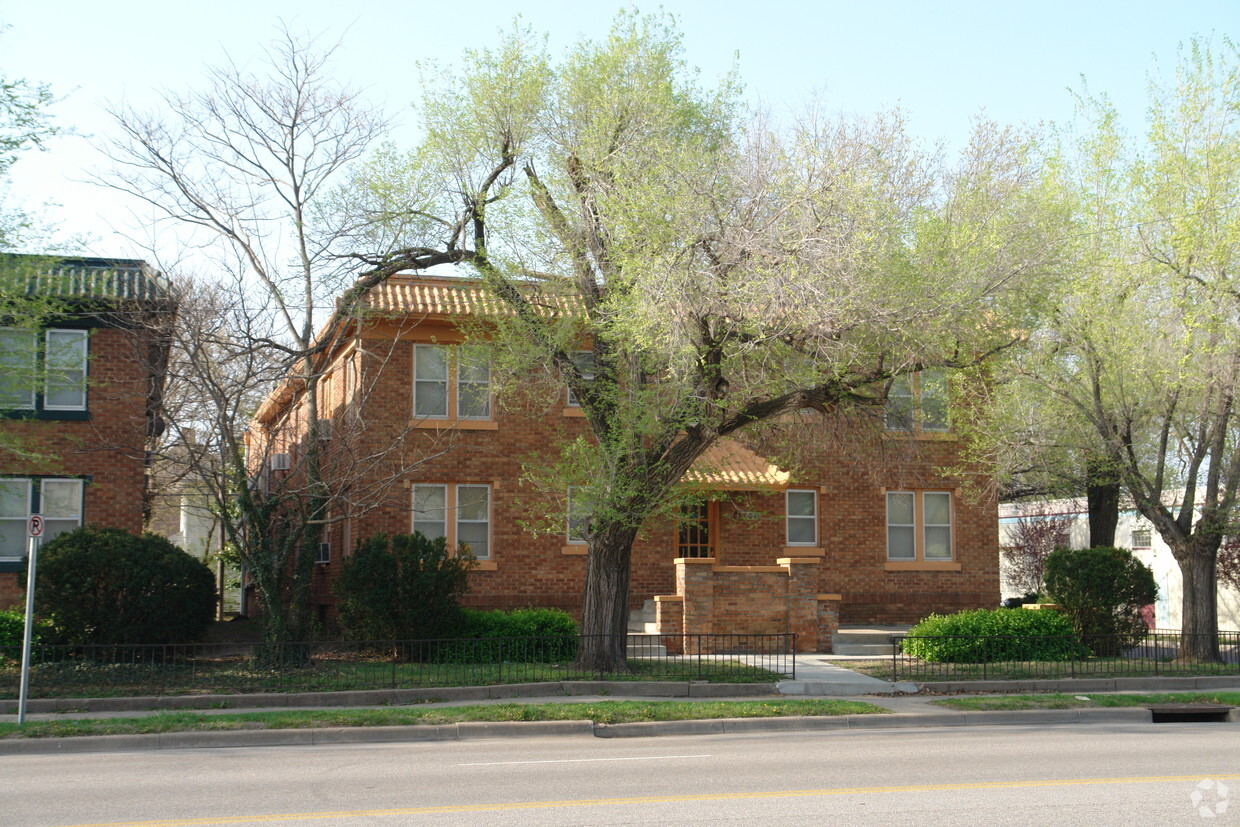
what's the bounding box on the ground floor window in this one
[0,477,84,561]
[411,483,491,560]
[786,489,819,546]
[886,490,952,562]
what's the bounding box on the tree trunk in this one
[1176,541,1221,663]
[576,522,639,673]
[1085,457,1119,548]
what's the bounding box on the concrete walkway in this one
[777,654,919,696]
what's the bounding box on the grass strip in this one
[0,699,889,739]
[931,691,1240,711]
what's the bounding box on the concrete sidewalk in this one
[3,675,1239,755]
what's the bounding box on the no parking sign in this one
[27,514,42,538]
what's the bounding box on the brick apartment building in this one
[0,257,175,608]
[251,274,999,651]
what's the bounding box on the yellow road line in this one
[63,774,1240,826]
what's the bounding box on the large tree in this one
[101,29,391,644]
[991,39,1240,661]
[351,14,1067,670]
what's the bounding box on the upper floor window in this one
[0,478,84,561]
[885,370,948,433]
[566,486,590,545]
[887,491,953,562]
[565,350,595,407]
[413,344,491,422]
[1131,528,1152,548]
[0,328,88,413]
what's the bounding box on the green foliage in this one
[458,606,578,638]
[1043,546,1158,653]
[902,608,1085,663]
[333,532,473,641]
[35,527,217,645]
[0,607,40,648]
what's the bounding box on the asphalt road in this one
[6,722,1239,826]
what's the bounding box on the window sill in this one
[410,419,499,431]
[561,545,588,555]
[1,409,90,422]
[782,546,824,556]
[562,407,586,418]
[470,560,498,571]
[884,561,961,572]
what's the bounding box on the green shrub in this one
[333,532,473,642]
[0,607,35,648]
[36,527,217,645]
[1043,546,1157,654]
[444,608,579,662]
[902,608,1085,662]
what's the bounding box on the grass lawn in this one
[930,692,1240,711]
[849,659,1240,682]
[0,699,890,739]
[0,658,786,700]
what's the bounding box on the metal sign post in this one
[18,514,43,725]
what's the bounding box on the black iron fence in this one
[0,634,795,699]
[890,629,1240,681]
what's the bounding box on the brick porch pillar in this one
[675,557,714,655]
[654,595,683,654]
[816,593,842,653]
[777,557,821,654]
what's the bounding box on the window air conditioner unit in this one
[316,419,332,440]
[269,453,291,472]
[316,542,330,564]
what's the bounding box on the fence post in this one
[497,638,503,685]
[982,636,987,681]
[891,637,898,681]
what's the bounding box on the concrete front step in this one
[831,626,908,656]
[626,598,658,633]
[626,633,668,657]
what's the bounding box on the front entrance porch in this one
[647,556,841,654]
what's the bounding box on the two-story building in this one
[0,257,175,608]
[250,274,999,650]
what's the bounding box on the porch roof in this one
[684,438,790,492]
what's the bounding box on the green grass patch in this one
[849,659,1240,682]
[931,691,1240,711]
[0,699,889,739]
[0,657,786,699]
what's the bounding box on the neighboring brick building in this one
[251,274,999,650]
[0,257,175,608]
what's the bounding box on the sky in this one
[0,0,1235,261]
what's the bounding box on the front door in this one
[677,501,718,558]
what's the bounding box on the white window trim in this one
[456,354,492,420]
[885,370,949,434]
[0,477,83,561]
[455,484,491,560]
[43,329,89,412]
[886,490,954,562]
[785,489,819,546]
[413,344,449,420]
[410,482,492,560]
[0,328,36,410]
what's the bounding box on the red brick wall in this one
[0,326,157,608]
[262,322,1000,633]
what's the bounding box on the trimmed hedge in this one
[448,608,579,662]
[902,608,1087,663]
[1043,546,1157,654]
[35,527,217,645]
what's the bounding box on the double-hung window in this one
[565,350,595,407]
[413,344,492,423]
[0,328,88,414]
[566,486,590,545]
[0,478,84,562]
[886,491,953,562]
[885,370,948,433]
[411,483,491,560]
[785,489,819,546]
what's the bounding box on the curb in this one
[0,706,1189,755]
